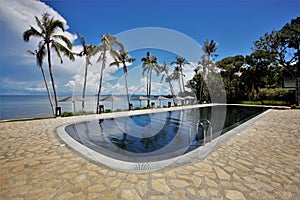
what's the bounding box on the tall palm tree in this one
[110,48,135,110]
[171,66,182,94]
[96,33,123,114]
[141,51,161,107]
[203,39,218,60]
[160,62,177,106]
[23,13,75,114]
[28,46,55,116]
[76,33,98,111]
[171,56,190,95]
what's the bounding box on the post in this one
[56,107,61,117]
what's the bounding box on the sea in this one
[0,95,172,120]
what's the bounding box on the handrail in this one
[189,119,212,146]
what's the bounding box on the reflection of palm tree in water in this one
[141,111,173,151]
[98,119,104,130]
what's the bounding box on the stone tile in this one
[121,189,141,200]
[151,179,171,193]
[214,166,230,180]
[169,180,190,188]
[225,190,246,200]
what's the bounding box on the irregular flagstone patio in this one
[0,109,299,199]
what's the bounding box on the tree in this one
[110,48,135,110]
[216,55,244,102]
[76,33,98,111]
[203,39,218,60]
[141,52,161,107]
[23,13,75,115]
[96,33,124,114]
[28,47,55,116]
[160,62,177,106]
[253,17,300,104]
[171,56,190,95]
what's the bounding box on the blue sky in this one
[0,0,299,96]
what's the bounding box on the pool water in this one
[65,105,266,162]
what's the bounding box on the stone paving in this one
[0,109,299,199]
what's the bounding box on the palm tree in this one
[160,62,177,106]
[23,13,75,114]
[203,39,218,60]
[96,33,123,114]
[76,33,98,111]
[171,66,182,94]
[141,52,161,107]
[28,46,55,116]
[110,48,135,111]
[171,56,190,95]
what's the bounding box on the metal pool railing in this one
[189,119,213,147]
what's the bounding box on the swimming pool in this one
[57,105,268,172]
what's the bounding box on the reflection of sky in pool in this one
[65,105,265,162]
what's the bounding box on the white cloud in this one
[26,85,46,92]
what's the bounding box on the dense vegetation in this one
[188,17,299,105]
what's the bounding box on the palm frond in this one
[109,60,120,67]
[53,34,72,49]
[34,16,44,33]
[53,42,75,61]
[51,43,63,63]
[23,27,43,41]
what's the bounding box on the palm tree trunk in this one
[181,70,186,95]
[97,51,106,114]
[146,69,150,107]
[149,68,153,106]
[178,76,183,94]
[47,43,59,114]
[123,65,130,110]
[167,77,177,106]
[82,57,88,111]
[40,64,55,116]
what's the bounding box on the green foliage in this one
[291,104,300,109]
[73,111,94,116]
[61,112,73,117]
[240,101,289,106]
[258,88,289,101]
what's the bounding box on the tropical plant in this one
[110,48,135,110]
[203,39,218,60]
[171,56,190,95]
[141,52,161,107]
[23,13,75,114]
[76,33,98,111]
[27,47,55,116]
[95,33,124,114]
[160,62,177,106]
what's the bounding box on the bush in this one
[258,88,289,101]
[61,112,73,117]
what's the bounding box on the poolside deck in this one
[0,109,299,199]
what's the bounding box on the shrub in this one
[61,112,73,117]
[258,88,290,101]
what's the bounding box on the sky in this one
[0,0,299,96]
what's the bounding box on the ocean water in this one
[0,95,172,120]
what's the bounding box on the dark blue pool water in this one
[65,105,266,162]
